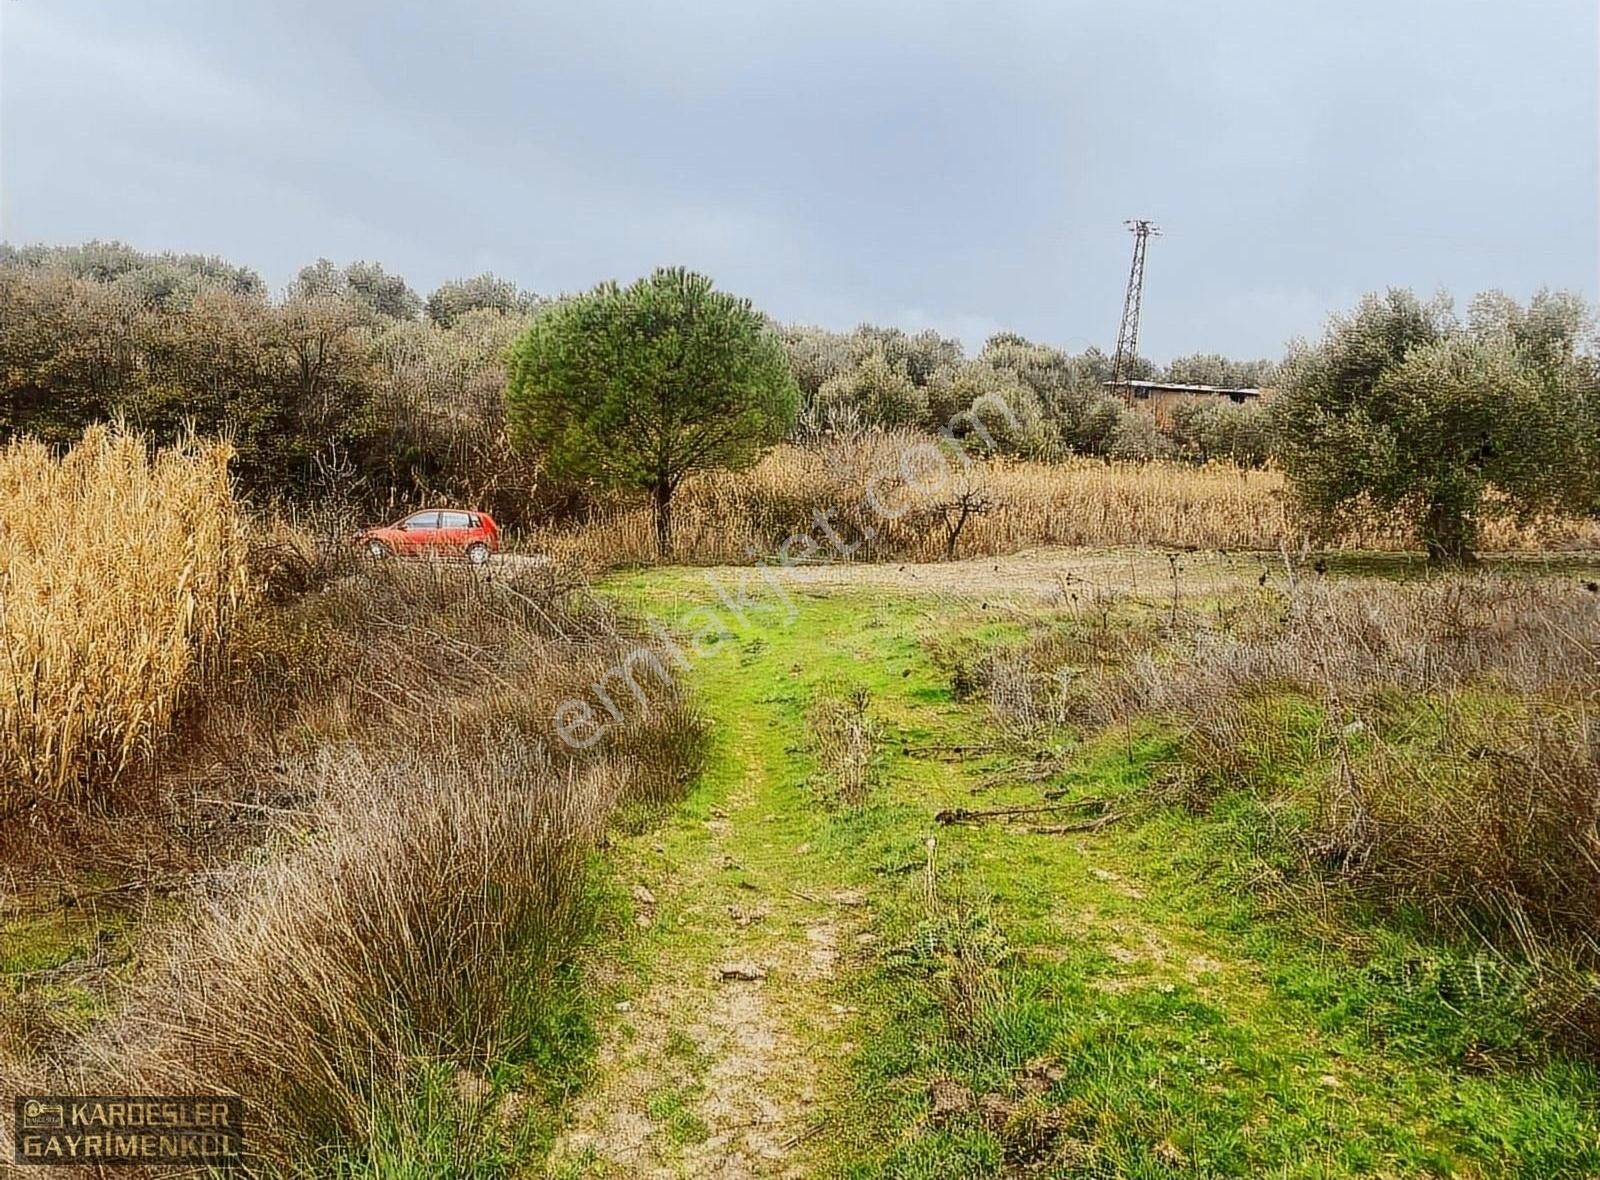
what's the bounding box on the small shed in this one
[1103,380,1267,427]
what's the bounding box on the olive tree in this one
[1162,353,1279,389]
[426,273,538,327]
[1273,289,1600,562]
[291,259,421,321]
[505,268,797,555]
[815,349,927,428]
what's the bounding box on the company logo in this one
[12,1096,244,1166]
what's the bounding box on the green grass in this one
[591,572,1600,1178]
[1304,550,1600,582]
[646,1083,712,1146]
[0,898,144,1031]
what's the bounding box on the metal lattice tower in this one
[1110,219,1160,387]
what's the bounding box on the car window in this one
[440,511,472,529]
[403,512,438,530]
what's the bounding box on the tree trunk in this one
[653,476,673,559]
[1421,499,1477,566]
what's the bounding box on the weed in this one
[807,681,882,806]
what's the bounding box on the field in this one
[4,435,1600,1178]
[534,436,1600,570]
[547,559,1600,1178]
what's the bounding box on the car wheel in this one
[366,539,391,558]
[466,542,491,566]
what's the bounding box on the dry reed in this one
[533,433,1600,569]
[0,426,249,804]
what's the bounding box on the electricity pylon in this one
[1110,219,1160,386]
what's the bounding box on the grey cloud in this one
[2,0,1593,357]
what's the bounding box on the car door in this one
[398,511,440,555]
[437,510,474,556]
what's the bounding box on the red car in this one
[357,508,501,564]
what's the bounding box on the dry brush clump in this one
[3,557,707,1173]
[0,426,250,807]
[953,597,1166,738]
[1166,578,1600,1052]
[80,740,622,1163]
[533,432,1600,570]
[1157,578,1600,932]
[977,573,1600,1051]
[806,681,882,806]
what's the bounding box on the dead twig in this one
[902,742,1002,761]
[1027,811,1126,835]
[935,798,1112,825]
[777,1118,830,1151]
[972,756,1072,793]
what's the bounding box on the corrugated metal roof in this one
[1103,380,1264,396]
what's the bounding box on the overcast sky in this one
[1,0,1595,360]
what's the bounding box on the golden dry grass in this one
[535,434,1600,569]
[0,426,249,803]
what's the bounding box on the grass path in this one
[548,576,876,1177]
[547,570,1599,1179]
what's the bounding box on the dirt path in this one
[547,646,858,1177]
[508,545,1280,606]
[700,545,1278,603]
[507,545,1600,606]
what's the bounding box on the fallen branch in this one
[902,743,1001,759]
[972,757,1073,793]
[1027,811,1126,835]
[935,798,1112,825]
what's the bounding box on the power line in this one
[1110,219,1161,387]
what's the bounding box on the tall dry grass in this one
[2,560,707,1173]
[1157,579,1600,938]
[0,425,249,803]
[534,432,1600,569]
[971,573,1600,1052]
[81,740,622,1161]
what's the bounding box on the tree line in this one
[0,242,539,518]
[780,324,1275,464]
[3,242,1596,561]
[0,242,1275,513]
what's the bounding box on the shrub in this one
[1106,405,1175,461]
